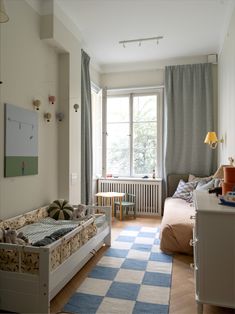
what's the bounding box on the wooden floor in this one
[50,217,235,314]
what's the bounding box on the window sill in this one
[97,177,162,182]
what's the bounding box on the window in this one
[104,89,162,177]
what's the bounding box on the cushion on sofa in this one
[172,180,197,202]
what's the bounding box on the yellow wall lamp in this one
[204,132,224,149]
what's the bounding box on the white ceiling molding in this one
[218,0,235,55]
[100,55,208,74]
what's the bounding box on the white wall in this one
[218,7,235,164]
[0,0,59,219]
[101,56,208,88]
[41,10,82,205]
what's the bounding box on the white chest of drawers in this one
[193,190,235,314]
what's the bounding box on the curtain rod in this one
[107,85,164,92]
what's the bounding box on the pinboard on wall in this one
[4,103,38,177]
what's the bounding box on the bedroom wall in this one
[218,7,235,165]
[101,55,217,90]
[0,0,59,219]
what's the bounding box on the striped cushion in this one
[172,180,197,203]
[48,199,74,220]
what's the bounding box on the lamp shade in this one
[213,165,226,179]
[0,0,9,23]
[204,132,218,144]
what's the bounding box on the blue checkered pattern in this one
[64,226,172,314]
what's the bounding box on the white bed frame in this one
[0,206,111,314]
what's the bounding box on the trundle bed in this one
[0,205,111,313]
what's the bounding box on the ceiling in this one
[56,0,234,72]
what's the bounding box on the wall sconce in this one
[49,95,56,104]
[0,0,9,23]
[33,99,41,111]
[204,132,224,149]
[44,112,52,122]
[56,112,64,122]
[73,104,79,112]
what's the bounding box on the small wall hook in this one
[33,99,41,110]
[49,95,56,104]
[56,112,64,122]
[44,112,52,122]
[74,104,79,112]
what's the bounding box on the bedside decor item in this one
[44,112,52,122]
[222,166,235,195]
[220,191,235,207]
[204,131,224,149]
[0,0,9,23]
[228,156,235,166]
[4,103,38,177]
[48,199,74,220]
[33,99,41,111]
[72,204,87,219]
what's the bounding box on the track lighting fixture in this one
[119,36,163,48]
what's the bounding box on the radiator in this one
[97,178,162,216]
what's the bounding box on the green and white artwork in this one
[4,103,38,177]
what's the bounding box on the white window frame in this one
[103,87,163,178]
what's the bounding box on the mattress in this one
[17,217,81,244]
[160,197,195,255]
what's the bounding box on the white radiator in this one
[97,178,162,216]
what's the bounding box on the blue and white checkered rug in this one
[63,226,172,314]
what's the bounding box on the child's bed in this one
[0,205,111,314]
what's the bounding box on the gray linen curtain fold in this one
[81,49,93,204]
[164,63,216,187]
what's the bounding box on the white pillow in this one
[196,178,221,190]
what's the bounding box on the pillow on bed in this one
[188,174,212,183]
[196,178,221,190]
[172,180,197,202]
[48,199,74,220]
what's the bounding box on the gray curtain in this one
[164,63,216,185]
[81,49,93,204]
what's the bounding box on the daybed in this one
[0,205,111,314]
[160,173,218,255]
[160,196,195,255]
[160,174,195,255]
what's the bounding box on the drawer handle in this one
[190,215,196,220]
[190,263,195,269]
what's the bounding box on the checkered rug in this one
[63,226,172,314]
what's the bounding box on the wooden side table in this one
[95,192,125,220]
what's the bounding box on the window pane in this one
[107,123,130,176]
[133,122,157,175]
[107,97,129,122]
[133,95,157,122]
